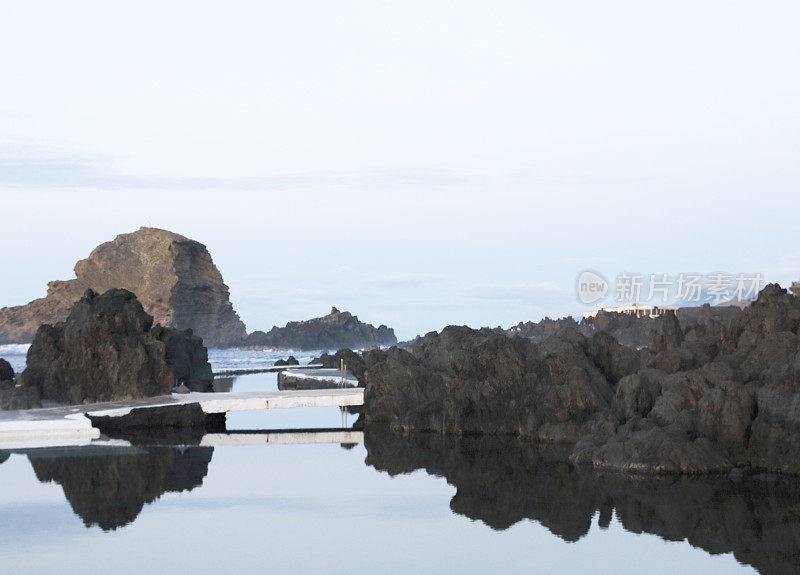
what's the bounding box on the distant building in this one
[791,282,800,298]
[582,303,679,320]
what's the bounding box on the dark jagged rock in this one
[0,358,13,382]
[504,305,742,349]
[574,304,743,349]
[0,227,246,347]
[15,288,213,406]
[571,283,800,474]
[358,325,635,441]
[244,307,396,351]
[364,429,800,575]
[88,404,226,434]
[648,309,684,353]
[506,316,579,343]
[311,349,367,380]
[28,446,213,530]
[356,284,800,475]
[579,310,660,348]
[274,355,299,367]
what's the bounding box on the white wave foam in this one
[0,343,31,354]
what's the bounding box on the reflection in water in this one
[364,429,800,575]
[25,446,213,531]
[0,429,798,574]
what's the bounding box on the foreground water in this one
[0,352,797,573]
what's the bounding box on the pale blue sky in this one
[1,1,799,339]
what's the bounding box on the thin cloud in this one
[0,144,473,192]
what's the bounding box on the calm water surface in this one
[0,355,797,574]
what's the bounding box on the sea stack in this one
[244,307,397,350]
[17,288,214,405]
[0,227,247,347]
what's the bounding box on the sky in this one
[1,1,799,340]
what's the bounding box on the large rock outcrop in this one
[0,227,246,347]
[244,307,396,350]
[15,288,213,406]
[354,284,800,475]
[357,325,635,441]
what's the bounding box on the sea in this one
[0,344,794,574]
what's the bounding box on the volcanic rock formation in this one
[15,288,213,406]
[244,307,396,350]
[0,227,246,347]
[507,304,743,349]
[353,284,800,475]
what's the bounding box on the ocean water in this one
[207,347,324,373]
[0,345,322,376]
[0,344,29,374]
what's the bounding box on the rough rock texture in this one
[365,429,800,575]
[357,325,634,441]
[311,348,368,380]
[506,316,579,343]
[27,446,213,530]
[0,358,13,382]
[0,227,246,347]
[505,305,742,349]
[580,304,742,348]
[245,307,396,350]
[355,284,800,475]
[88,404,226,434]
[274,355,299,367]
[15,288,214,406]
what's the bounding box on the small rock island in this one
[244,307,396,350]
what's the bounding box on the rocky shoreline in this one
[333,284,800,476]
[2,270,799,478]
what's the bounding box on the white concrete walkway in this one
[0,388,364,448]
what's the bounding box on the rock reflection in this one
[364,428,800,575]
[26,446,213,531]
